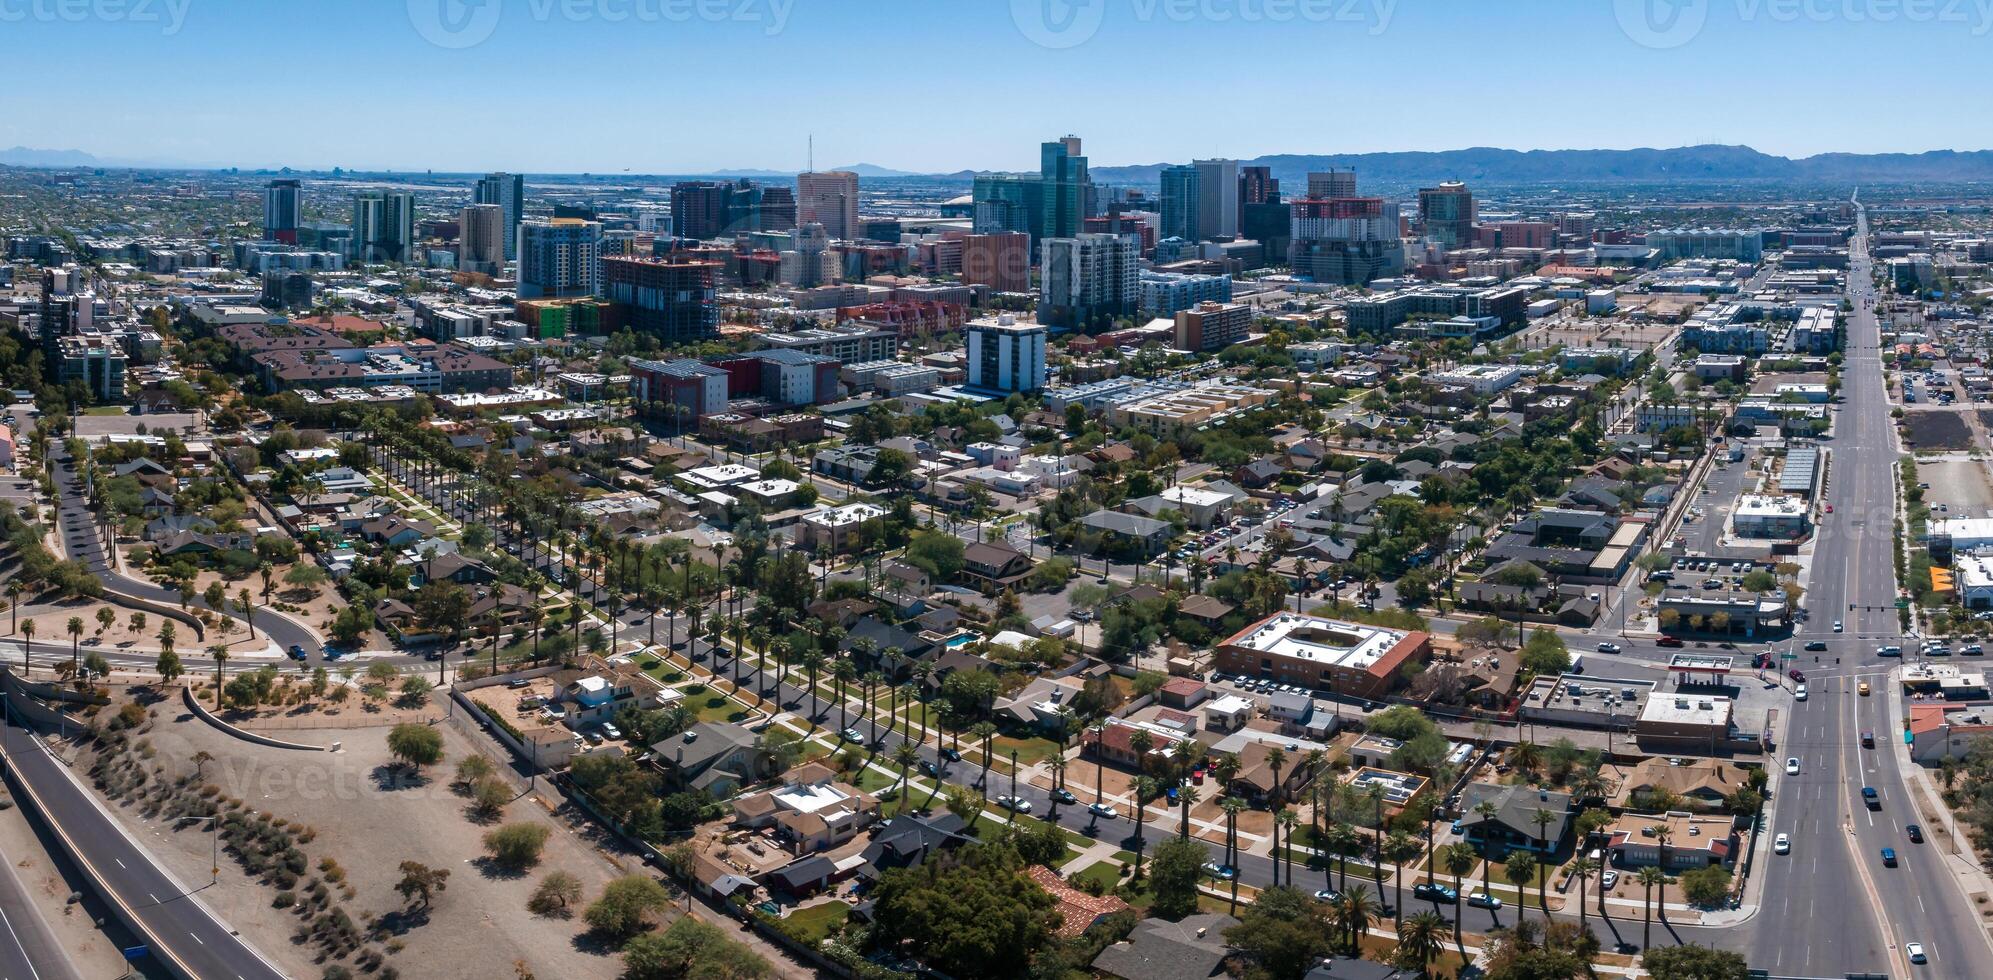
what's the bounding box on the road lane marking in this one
[0,904,45,980]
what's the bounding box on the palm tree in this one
[831,659,856,732]
[1269,804,1284,888]
[18,618,33,676]
[1569,856,1599,932]
[6,579,22,634]
[1332,885,1380,953]
[1271,802,1298,884]
[207,644,230,707]
[1653,825,1674,877]
[1472,800,1500,894]
[1384,831,1421,931]
[1266,746,1288,805]
[1441,842,1478,949]
[238,588,255,640]
[1048,753,1069,819]
[1504,851,1538,925]
[893,742,919,802]
[971,722,998,800]
[1530,808,1557,922]
[1398,909,1448,978]
[1178,784,1201,839]
[1637,865,1669,951]
[910,662,934,750]
[1132,776,1158,881]
[1325,821,1360,894]
[1219,796,1246,914]
[801,652,825,730]
[65,616,83,674]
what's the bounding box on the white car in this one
[1088,803,1119,820]
[1596,642,1622,654]
[995,795,1032,814]
[1774,833,1791,854]
[1467,891,1503,909]
[1600,870,1618,889]
[1795,685,1809,701]
[1834,620,1844,632]
[1907,942,1927,964]
[1786,757,1801,775]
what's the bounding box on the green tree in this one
[584,875,671,940]
[483,822,551,869]
[623,916,771,980]
[869,844,1056,980]
[1225,886,1332,979]
[1640,943,1750,980]
[394,861,450,911]
[386,723,444,771]
[1520,627,1570,676]
[1148,836,1209,920]
[527,870,584,918]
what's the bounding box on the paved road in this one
[1737,205,1993,979]
[0,689,286,980]
[49,445,318,660]
[0,828,80,980]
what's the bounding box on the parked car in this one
[1596,642,1622,654]
[840,728,866,744]
[1467,891,1503,909]
[1204,863,1238,881]
[1657,636,1684,648]
[1088,803,1119,819]
[1412,883,1458,903]
[995,795,1032,814]
[1600,870,1619,889]
[1314,889,1342,903]
[1050,788,1077,805]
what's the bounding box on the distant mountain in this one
[833,163,920,178]
[0,146,103,168]
[1085,145,1993,189]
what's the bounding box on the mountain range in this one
[8,144,1993,187]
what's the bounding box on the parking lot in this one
[1915,459,1993,520]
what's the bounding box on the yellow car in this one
[1858,681,1871,696]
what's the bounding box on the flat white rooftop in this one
[1228,613,1405,670]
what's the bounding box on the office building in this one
[965,315,1047,393]
[1174,301,1250,353]
[474,172,525,260]
[1160,165,1201,243]
[264,179,301,244]
[1041,135,1090,242]
[971,173,1043,239]
[1288,197,1404,285]
[797,171,860,240]
[669,181,734,240]
[758,185,797,232]
[629,358,731,421]
[1307,170,1357,200]
[962,232,1031,293]
[517,218,603,300]
[1239,166,1278,210]
[601,256,720,342]
[1194,159,1239,239]
[351,190,415,264]
[458,204,506,277]
[1215,613,1432,700]
[1418,181,1475,248]
[1041,233,1137,329]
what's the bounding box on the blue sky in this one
[11,0,1991,172]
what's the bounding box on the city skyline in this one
[12,0,1993,173]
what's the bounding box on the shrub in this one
[483,822,551,869]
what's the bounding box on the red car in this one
[1656,636,1684,648]
[1789,669,1807,683]
[1825,504,1834,514]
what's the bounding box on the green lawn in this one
[682,685,750,724]
[780,901,849,944]
[992,735,1064,768]
[1070,861,1127,894]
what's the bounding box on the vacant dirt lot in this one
[85,689,636,979]
[1904,410,1975,451]
[1917,459,1993,520]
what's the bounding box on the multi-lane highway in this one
[1738,202,1993,978]
[0,828,79,980]
[1,685,286,980]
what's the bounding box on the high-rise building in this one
[670,181,733,240]
[601,255,720,342]
[972,173,1044,239]
[1239,166,1279,210]
[962,232,1031,293]
[264,179,301,244]
[758,185,798,232]
[1160,165,1201,243]
[965,315,1047,393]
[1288,197,1405,285]
[1194,159,1239,240]
[797,171,860,240]
[517,218,603,300]
[475,172,526,260]
[1418,181,1475,249]
[1174,301,1251,353]
[458,204,506,277]
[1307,170,1358,200]
[351,191,415,264]
[1040,136,1090,242]
[1040,233,1137,330]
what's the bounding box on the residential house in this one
[1457,783,1573,854]
[731,762,880,855]
[1080,510,1175,557]
[1025,865,1131,939]
[1603,811,1739,870]
[959,540,1035,593]
[858,812,976,881]
[649,722,781,798]
[1091,913,1239,980]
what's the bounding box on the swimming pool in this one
[946,634,977,649]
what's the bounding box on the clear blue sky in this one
[13,0,1989,172]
